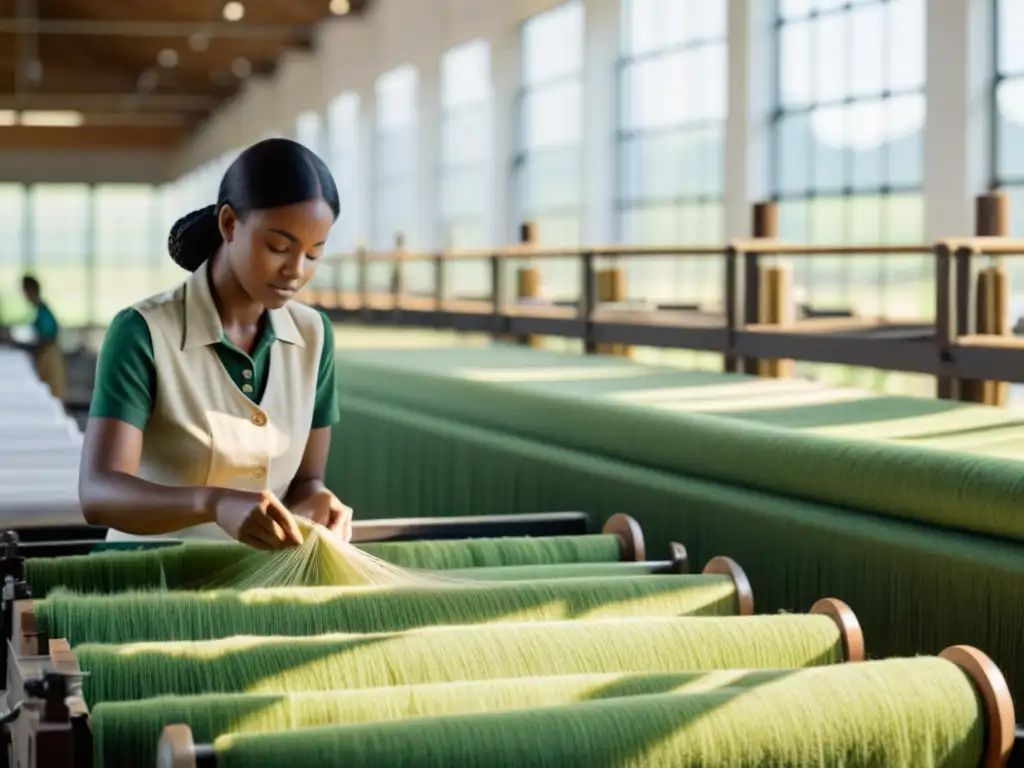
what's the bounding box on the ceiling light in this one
[329,0,350,14]
[18,110,84,127]
[157,48,179,68]
[0,110,17,126]
[231,57,252,78]
[222,2,244,21]
[189,32,210,52]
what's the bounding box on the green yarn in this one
[445,562,672,580]
[334,345,1024,541]
[77,615,845,705]
[361,535,622,569]
[328,391,1024,706]
[37,575,739,644]
[210,656,985,768]
[92,670,790,768]
[22,534,622,597]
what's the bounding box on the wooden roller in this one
[601,513,645,561]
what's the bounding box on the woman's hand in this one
[290,488,353,541]
[215,489,304,549]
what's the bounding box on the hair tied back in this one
[168,204,223,273]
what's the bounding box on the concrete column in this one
[581,0,619,246]
[923,0,992,240]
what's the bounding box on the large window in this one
[157,182,189,293]
[295,110,325,157]
[439,40,493,299]
[516,1,585,302]
[439,40,492,250]
[373,66,419,252]
[320,92,362,294]
[994,0,1024,311]
[774,0,926,320]
[93,185,159,324]
[0,184,26,324]
[29,185,91,328]
[617,0,727,305]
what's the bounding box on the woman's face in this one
[220,199,335,309]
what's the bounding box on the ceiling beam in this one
[0,18,312,41]
[0,93,218,111]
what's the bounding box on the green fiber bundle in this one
[330,391,1024,706]
[23,533,621,597]
[446,562,671,580]
[210,655,984,768]
[77,614,845,705]
[37,574,739,645]
[334,346,1024,542]
[92,670,789,768]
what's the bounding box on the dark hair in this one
[21,274,40,294]
[167,138,340,272]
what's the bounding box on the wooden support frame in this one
[4,599,89,768]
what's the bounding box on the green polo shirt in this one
[90,307,339,432]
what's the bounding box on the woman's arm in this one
[78,417,220,533]
[79,418,300,547]
[78,308,300,546]
[285,427,332,506]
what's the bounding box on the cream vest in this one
[105,260,324,542]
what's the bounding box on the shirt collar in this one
[181,259,305,350]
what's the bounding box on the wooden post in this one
[390,232,406,310]
[961,193,1010,405]
[757,265,794,378]
[515,221,541,348]
[747,201,789,377]
[596,266,630,357]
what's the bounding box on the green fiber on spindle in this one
[209,656,985,768]
[77,615,845,705]
[445,562,672,580]
[36,575,739,645]
[91,670,790,768]
[360,535,622,569]
[23,534,622,597]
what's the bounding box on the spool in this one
[701,556,753,616]
[809,597,864,662]
[939,645,1015,767]
[601,514,645,561]
[156,724,197,768]
[668,542,688,573]
[156,643,1009,767]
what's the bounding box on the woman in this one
[79,138,353,549]
[20,274,69,404]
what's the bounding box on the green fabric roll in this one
[23,534,622,598]
[210,656,984,768]
[92,670,789,768]
[334,345,1024,541]
[77,614,845,705]
[37,575,739,645]
[325,392,1024,706]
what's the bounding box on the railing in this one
[299,198,1024,405]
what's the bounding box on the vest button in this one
[242,384,254,394]
[253,468,266,480]
[242,369,253,380]
[251,412,267,427]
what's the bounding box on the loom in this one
[154,646,1016,768]
[3,598,862,766]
